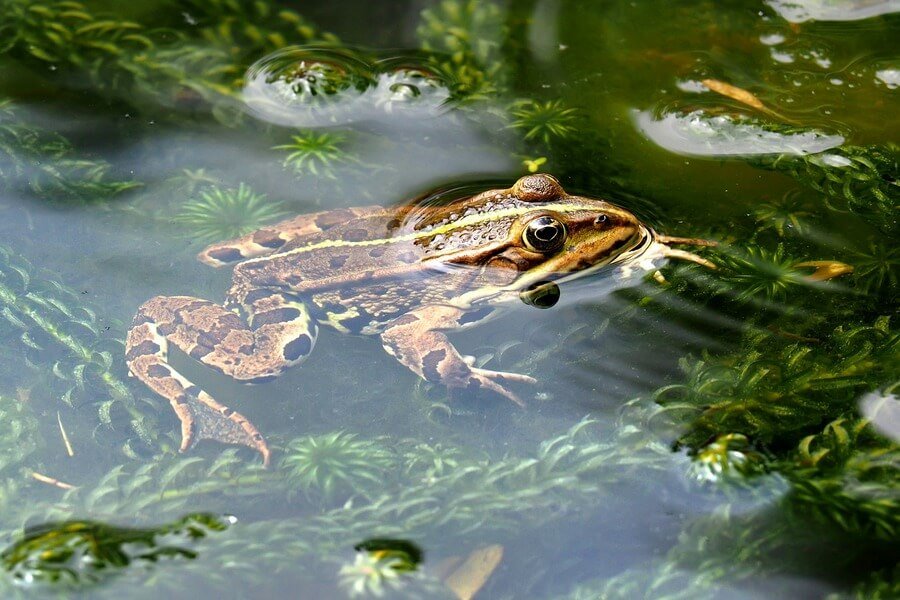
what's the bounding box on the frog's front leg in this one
[380,305,536,407]
[125,294,318,465]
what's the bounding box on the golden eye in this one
[522,216,567,253]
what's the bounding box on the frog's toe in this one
[466,374,528,408]
[471,367,538,386]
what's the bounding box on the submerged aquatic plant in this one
[0,99,139,203]
[0,0,337,123]
[0,393,39,478]
[508,99,580,145]
[753,191,815,237]
[174,183,287,243]
[687,433,767,484]
[0,246,153,450]
[849,241,900,296]
[273,131,354,179]
[654,317,897,449]
[417,0,507,99]
[752,144,899,234]
[281,432,395,503]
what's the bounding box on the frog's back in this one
[197,206,404,267]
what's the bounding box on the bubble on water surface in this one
[875,68,900,89]
[243,46,452,128]
[859,389,900,442]
[633,109,844,157]
[766,0,900,23]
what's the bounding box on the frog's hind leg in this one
[126,295,318,465]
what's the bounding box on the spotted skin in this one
[381,305,535,406]
[198,207,392,267]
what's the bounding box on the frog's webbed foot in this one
[382,307,534,407]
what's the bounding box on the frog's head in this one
[418,174,657,306]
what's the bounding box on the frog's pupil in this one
[524,216,566,252]
[536,225,557,241]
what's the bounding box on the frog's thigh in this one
[380,305,533,407]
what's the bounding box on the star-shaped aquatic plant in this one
[280,432,396,503]
[754,191,815,236]
[849,241,900,295]
[508,99,579,144]
[174,183,287,243]
[273,130,354,179]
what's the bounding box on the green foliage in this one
[653,317,898,449]
[508,99,580,145]
[0,245,157,450]
[0,0,336,120]
[848,241,900,296]
[48,450,270,519]
[787,416,898,542]
[273,131,354,179]
[752,144,899,235]
[0,99,139,203]
[0,394,39,476]
[753,191,814,237]
[338,551,409,597]
[1,513,228,587]
[417,0,507,99]
[173,182,287,243]
[681,243,833,304]
[281,432,395,503]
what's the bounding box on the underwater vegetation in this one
[416,0,508,99]
[508,99,580,145]
[173,182,287,243]
[0,246,157,455]
[273,130,355,179]
[0,100,139,203]
[281,432,395,504]
[752,143,899,236]
[0,0,896,598]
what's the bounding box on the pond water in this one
[0,1,897,598]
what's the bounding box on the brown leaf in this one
[701,78,766,110]
[442,544,504,600]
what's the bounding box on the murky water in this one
[0,1,897,598]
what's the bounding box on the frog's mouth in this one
[528,224,658,289]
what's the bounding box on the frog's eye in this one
[522,216,567,253]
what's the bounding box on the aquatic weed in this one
[508,99,580,145]
[281,432,396,503]
[174,183,287,243]
[273,131,354,179]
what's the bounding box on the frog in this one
[125,174,714,465]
